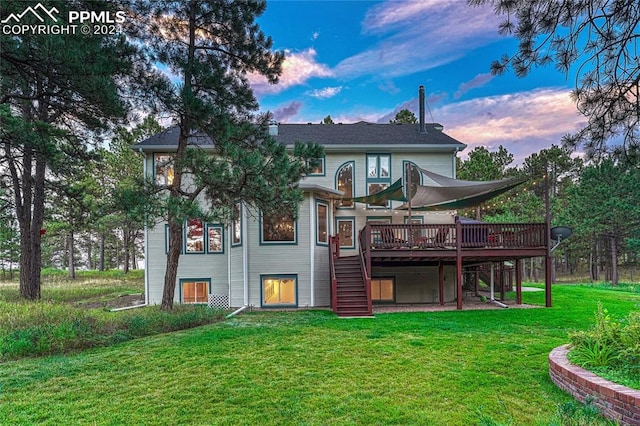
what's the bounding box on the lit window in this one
[262,275,296,306]
[367,183,389,207]
[181,280,209,304]
[317,202,328,245]
[185,219,204,253]
[262,211,296,243]
[371,278,394,302]
[207,225,223,253]
[336,218,354,248]
[366,154,391,208]
[155,154,174,185]
[308,157,325,175]
[336,162,354,208]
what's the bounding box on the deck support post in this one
[515,259,522,305]
[455,216,463,310]
[545,255,552,307]
[438,261,444,306]
[474,269,479,296]
[500,262,505,301]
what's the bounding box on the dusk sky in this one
[250,0,587,163]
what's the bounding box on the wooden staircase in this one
[476,262,514,293]
[333,255,372,317]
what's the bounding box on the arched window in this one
[336,162,354,208]
[403,161,421,200]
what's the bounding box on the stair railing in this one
[328,235,339,313]
[358,227,373,315]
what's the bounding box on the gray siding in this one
[371,265,458,303]
[144,146,460,308]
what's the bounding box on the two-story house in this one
[136,93,550,315]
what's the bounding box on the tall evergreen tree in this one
[389,109,417,124]
[471,0,640,161]
[0,1,140,299]
[136,0,322,310]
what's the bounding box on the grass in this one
[0,282,638,425]
[0,271,226,359]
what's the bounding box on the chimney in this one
[419,85,427,133]
[268,121,278,136]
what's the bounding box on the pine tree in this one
[472,0,640,161]
[0,1,140,299]
[135,0,323,310]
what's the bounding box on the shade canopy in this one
[348,178,406,204]
[344,167,526,211]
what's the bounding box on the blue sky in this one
[250,0,586,163]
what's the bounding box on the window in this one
[336,162,354,208]
[403,161,421,200]
[261,275,297,306]
[404,216,424,241]
[185,219,204,253]
[165,221,224,254]
[367,217,391,247]
[367,154,390,178]
[366,154,391,208]
[367,183,389,207]
[165,224,184,254]
[181,279,210,304]
[308,157,325,176]
[232,202,242,246]
[207,225,224,253]
[336,217,355,249]
[371,278,394,302]
[316,201,329,245]
[261,210,296,244]
[155,154,174,186]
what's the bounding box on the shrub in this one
[568,302,640,387]
[0,302,225,360]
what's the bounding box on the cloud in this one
[437,88,585,163]
[250,48,333,95]
[377,91,449,123]
[334,1,501,79]
[306,86,343,99]
[454,73,495,99]
[271,101,303,122]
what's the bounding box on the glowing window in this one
[262,275,297,306]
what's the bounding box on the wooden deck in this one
[330,219,552,314]
[360,221,548,264]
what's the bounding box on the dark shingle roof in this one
[273,122,464,147]
[134,122,466,150]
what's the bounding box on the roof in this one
[134,122,466,151]
[272,122,465,148]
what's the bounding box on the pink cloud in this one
[250,48,332,95]
[271,101,303,122]
[454,73,495,99]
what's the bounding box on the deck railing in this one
[362,222,547,251]
[328,235,340,313]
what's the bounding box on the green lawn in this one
[1,284,637,425]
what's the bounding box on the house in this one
[136,90,551,316]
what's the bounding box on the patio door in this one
[371,277,394,302]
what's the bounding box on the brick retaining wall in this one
[549,345,640,425]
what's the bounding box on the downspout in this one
[309,196,315,307]
[140,148,150,306]
[242,203,249,306]
[227,221,232,307]
[226,304,248,318]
